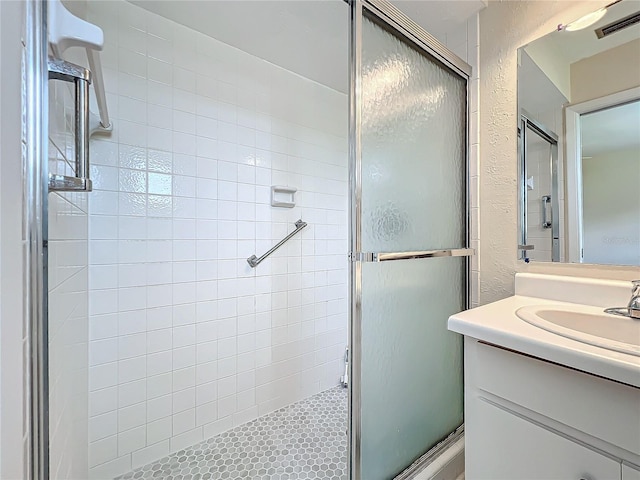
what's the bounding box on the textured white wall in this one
[476,0,625,305]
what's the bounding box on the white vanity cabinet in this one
[471,397,621,479]
[464,339,640,480]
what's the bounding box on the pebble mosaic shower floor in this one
[116,387,348,480]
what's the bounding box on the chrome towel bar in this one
[247,219,308,268]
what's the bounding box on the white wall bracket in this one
[48,0,103,55]
[48,0,112,133]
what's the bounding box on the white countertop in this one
[448,295,640,388]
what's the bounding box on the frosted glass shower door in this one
[349,3,471,479]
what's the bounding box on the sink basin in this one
[516,304,640,357]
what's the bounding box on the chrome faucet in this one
[605,280,640,319]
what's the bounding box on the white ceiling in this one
[392,1,485,40]
[581,100,640,157]
[527,0,640,67]
[130,0,485,93]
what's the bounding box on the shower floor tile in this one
[116,386,348,480]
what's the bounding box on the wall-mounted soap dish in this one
[271,186,297,208]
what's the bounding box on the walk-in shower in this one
[20,0,476,478]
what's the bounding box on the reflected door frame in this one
[564,86,640,263]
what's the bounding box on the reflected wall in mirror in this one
[581,101,640,265]
[517,0,640,266]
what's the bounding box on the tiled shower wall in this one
[523,106,566,264]
[48,65,90,478]
[83,2,348,478]
[428,15,481,307]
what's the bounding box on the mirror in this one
[517,0,640,266]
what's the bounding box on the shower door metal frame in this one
[518,112,560,262]
[24,0,50,479]
[348,1,472,478]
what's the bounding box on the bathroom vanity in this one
[449,273,640,480]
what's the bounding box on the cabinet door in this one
[623,464,640,480]
[467,399,621,480]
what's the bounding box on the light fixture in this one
[558,7,608,32]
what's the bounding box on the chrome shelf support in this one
[47,57,93,192]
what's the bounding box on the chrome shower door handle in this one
[48,57,93,192]
[350,248,475,263]
[542,195,551,228]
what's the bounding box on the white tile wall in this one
[84,2,348,477]
[48,66,90,478]
[467,15,481,309]
[430,16,481,307]
[525,133,554,262]
[520,97,566,263]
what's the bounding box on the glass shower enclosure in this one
[23,0,471,478]
[349,1,471,479]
